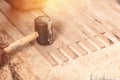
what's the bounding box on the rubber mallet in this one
[3,16,53,53]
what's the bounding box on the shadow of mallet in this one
[4,16,54,53]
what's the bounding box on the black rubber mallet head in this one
[34,16,53,45]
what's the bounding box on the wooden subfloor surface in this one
[0,0,120,80]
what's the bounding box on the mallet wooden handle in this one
[4,32,39,53]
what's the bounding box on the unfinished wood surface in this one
[0,0,120,80]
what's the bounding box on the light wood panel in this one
[0,0,120,80]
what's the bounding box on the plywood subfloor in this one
[0,0,120,80]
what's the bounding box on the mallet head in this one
[34,16,54,45]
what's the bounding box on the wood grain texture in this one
[0,0,120,80]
